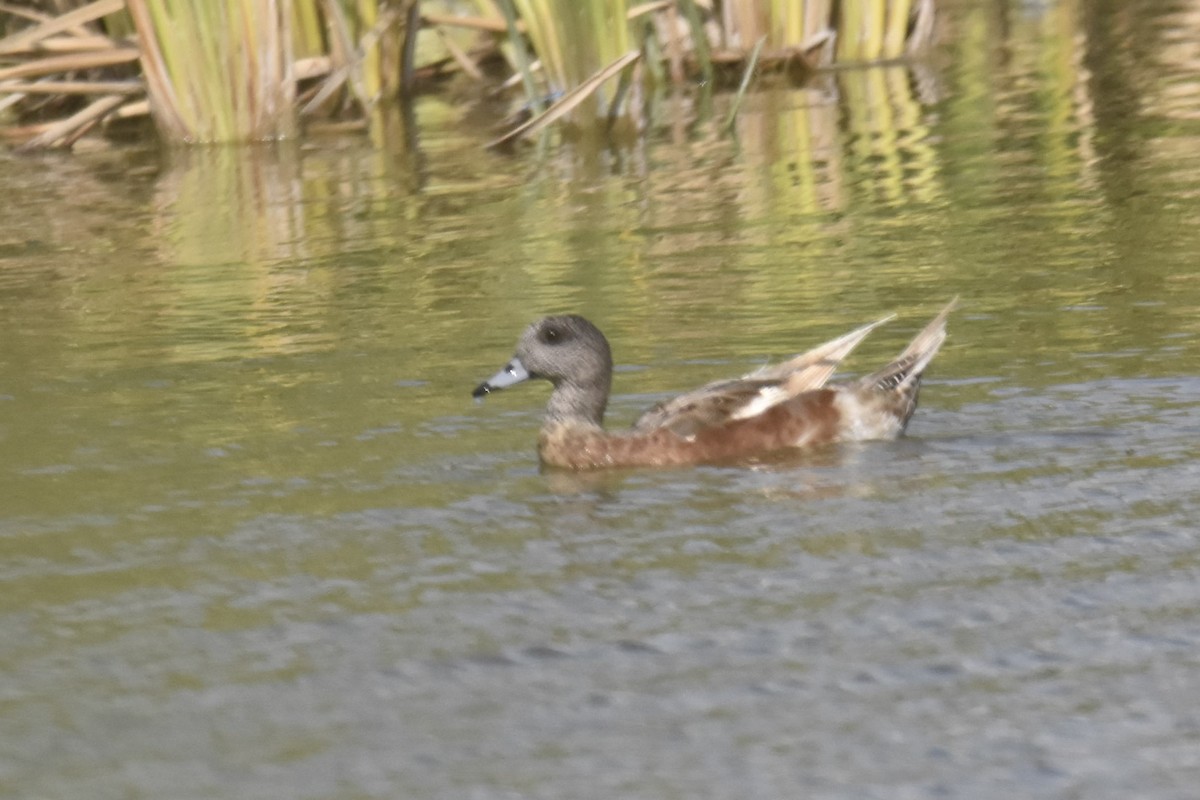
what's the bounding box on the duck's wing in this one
[632,314,894,438]
[631,376,781,438]
[748,313,896,387]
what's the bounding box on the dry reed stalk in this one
[16,91,125,149]
[1,35,128,55]
[422,11,513,34]
[487,48,640,147]
[0,78,141,94]
[0,0,124,55]
[0,47,139,81]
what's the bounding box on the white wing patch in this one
[729,385,790,420]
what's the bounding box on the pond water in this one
[3,1,1200,798]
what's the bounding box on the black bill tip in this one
[472,382,492,399]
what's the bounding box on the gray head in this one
[473,315,614,426]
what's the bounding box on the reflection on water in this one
[3,1,1200,798]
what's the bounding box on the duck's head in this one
[473,315,613,425]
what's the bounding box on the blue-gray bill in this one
[472,357,531,398]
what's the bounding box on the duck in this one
[473,299,957,470]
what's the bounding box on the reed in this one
[507,0,633,121]
[837,0,930,62]
[0,0,938,150]
[724,35,766,133]
[125,0,296,143]
[719,0,832,58]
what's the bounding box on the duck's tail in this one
[840,298,957,437]
[858,298,957,394]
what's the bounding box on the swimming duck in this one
[473,300,957,469]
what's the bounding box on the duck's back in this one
[630,314,896,438]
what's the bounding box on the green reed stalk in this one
[724,35,765,133]
[494,0,543,114]
[355,0,381,101]
[127,0,295,143]
[722,0,839,59]
[292,0,325,59]
[865,0,887,58]
[837,0,863,60]
[768,0,800,48]
[677,0,712,87]
[883,0,914,59]
[837,0,892,62]
[509,0,630,121]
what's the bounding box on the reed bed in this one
[0,0,936,150]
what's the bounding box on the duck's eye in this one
[540,326,564,345]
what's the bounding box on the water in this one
[4,1,1200,797]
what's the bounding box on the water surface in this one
[3,1,1200,797]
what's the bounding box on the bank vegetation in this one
[0,0,935,150]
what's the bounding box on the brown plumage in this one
[473,300,957,470]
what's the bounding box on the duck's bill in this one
[472,357,531,398]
